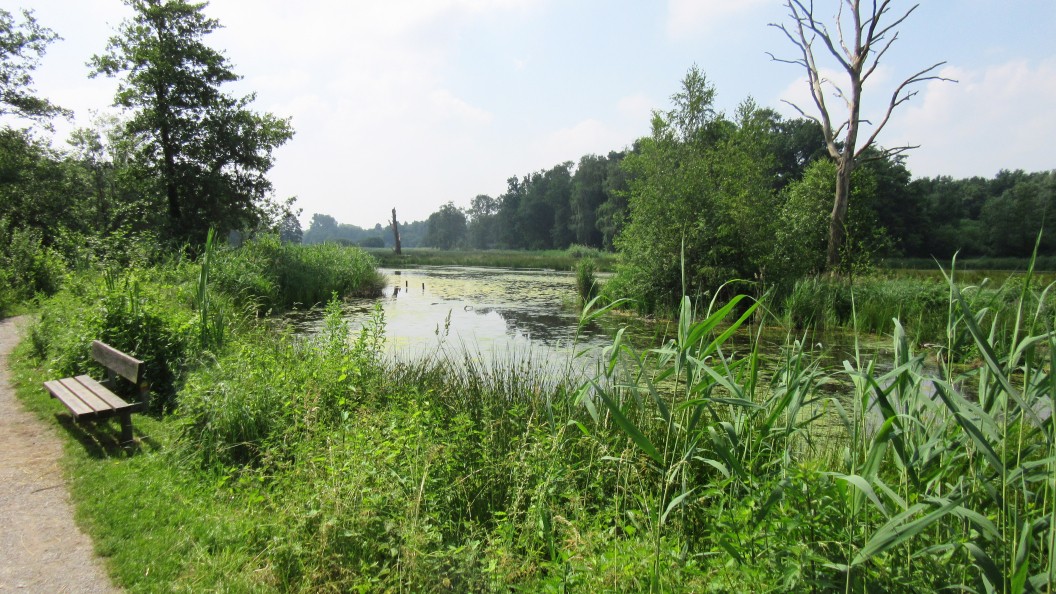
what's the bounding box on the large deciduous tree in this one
[0,8,69,122]
[770,0,950,270]
[90,0,293,243]
[423,202,467,250]
[615,67,779,310]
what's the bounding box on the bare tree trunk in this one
[391,208,402,255]
[827,159,853,269]
[771,0,951,275]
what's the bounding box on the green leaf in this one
[828,473,889,517]
[661,488,696,525]
[596,388,663,465]
[852,498,960,566]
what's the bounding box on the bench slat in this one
[91,341,144,385]
[74,375,133,411]
[44,379,96,417]
[57,377,113,414]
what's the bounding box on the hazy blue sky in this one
[11,0,1056,228]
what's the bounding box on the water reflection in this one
[287,265,896,375]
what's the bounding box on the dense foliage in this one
[89,0,293,244]
[0,1,299,314]
[14,252,1056,592]
[3,3,1056,592]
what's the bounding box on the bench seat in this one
[43,341,149,444]
[44,375,140,419]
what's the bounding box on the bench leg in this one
[118,413,134,444]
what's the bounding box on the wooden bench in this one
[43,341,150,444]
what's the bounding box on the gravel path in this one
[0,316,120,593]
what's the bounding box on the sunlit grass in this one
[10,249,1055,591]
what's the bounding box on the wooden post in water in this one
[391,208,402,255]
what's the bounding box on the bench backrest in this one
[91,341,148,395]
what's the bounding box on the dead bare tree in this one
[769,0,953,271]
[391,208,402,255]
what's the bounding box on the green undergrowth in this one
[9,248,1056,592]
[781,270,1055,348]
[216,235,385,313]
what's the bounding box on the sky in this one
[8,0,1056,228]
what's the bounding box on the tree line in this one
[409,68,1051,266]
[3,1,1053,318]
[401,66,1053,311]
[1,2,295,310]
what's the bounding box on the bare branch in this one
[780,99,819,122]
[870,2,918,46]
[861,29,899,82]
[789,0,852,71]
[857,143,920,163]
[855,61,956,158]
[765,51,808,68]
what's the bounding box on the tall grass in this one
[12,243,1055,591]
[368,246,618,272]
[579,259,1056,590]
[780,273,1054,348]
[213,234,385,313]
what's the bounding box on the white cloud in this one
[775,64,895,125]
[888,59,1056,177]
[429,89,493,125]
[531,118,626,167]
[617,93,655,122]
[666,0,769,40]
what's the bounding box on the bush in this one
[31,269,198,412]
[0,222,67,304]
[178,299,385,467]
[211,234,385,313]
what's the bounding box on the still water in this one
[288,266,894,376]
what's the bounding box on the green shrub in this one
[31,269,198,412]
[0,223,67,302]
[177,299,385,467]
[575,258,599,302]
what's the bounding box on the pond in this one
[287,266,896,379]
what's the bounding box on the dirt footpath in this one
[0,316,119,593]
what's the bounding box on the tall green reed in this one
[577,250,1054,591]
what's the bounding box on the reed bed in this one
[368,245,617,272]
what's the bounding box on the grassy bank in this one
[10,248,1056,591]
[367,245,617,272]
[781,269,1055,348]
[885,256,1056,272]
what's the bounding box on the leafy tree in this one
[0,128,92,241]
[304,213,339,243]
[614,68,779,311]
[545,162,575,249]
[981,172,1056,257]
[0,8,69,122]
[596,150,630,250]
[466,194,498,249]
[423,202,467,249]
[496,176,524,248]
[773,158,890,281]
[570,154,608,248]
[278,211,303,244]
[90,0,293,244]
[517,171,554,249]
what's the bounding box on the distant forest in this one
[308,133,1054,261]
